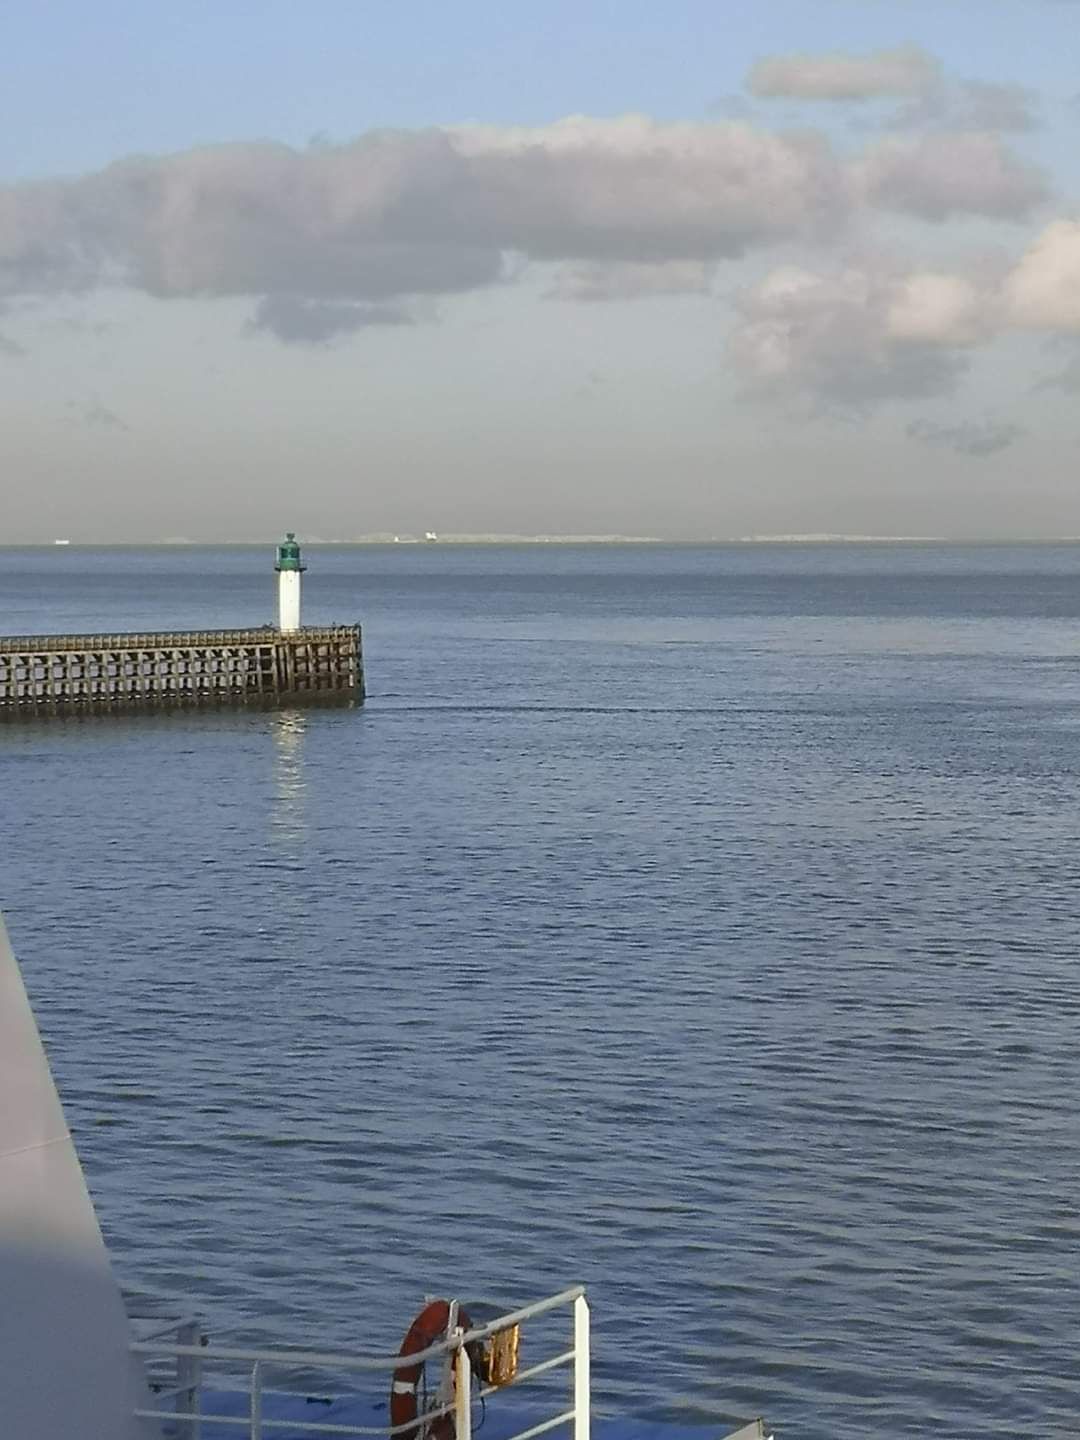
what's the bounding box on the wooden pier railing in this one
[0,624,364,717]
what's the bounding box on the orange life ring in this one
[390,1299,477,1440]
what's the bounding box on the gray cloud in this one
[886,79,1040,135]
[704,95,759,122]
[0,301,24,356]
[63,398,130,431]
[854,131,1049,221]
[748,46,1038,134]
[728,261,990,409]
[951,81,1039,133]
[436,119,847,261]
[0,115,1062,355]
[248,294,418,344]
[1037,339,1080,391]
[0,120,846,320]
[546,259,714,302]
[729,221,1080,411]
[906,417,1026,456]
[747,46,938,101]
[0,137,501,303]
[84,400,129,430]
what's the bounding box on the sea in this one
[3,541,1080,1440]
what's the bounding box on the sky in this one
[2,0,1079,542]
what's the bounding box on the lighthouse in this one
[275,532,305,633]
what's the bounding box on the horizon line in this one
[14,534,1080,548]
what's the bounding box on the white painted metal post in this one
[455,1341,472,1440]
[573,1295,590,1440]
[436,1303,460,1430]
[250,1360,263,1440]
[176,1321,202,1439]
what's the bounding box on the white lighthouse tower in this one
[275,532,305,633]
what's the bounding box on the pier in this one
[0,625,362,717]
[0,536,364,719]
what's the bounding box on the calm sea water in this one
[4,543,1080,1439]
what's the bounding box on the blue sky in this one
[4,1,1076,179]
[1,2,1079,541]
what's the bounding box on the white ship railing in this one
[131,1285,590,1440]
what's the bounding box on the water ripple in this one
[5,544,1080,1437]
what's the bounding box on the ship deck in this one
[189,1392,766,1440]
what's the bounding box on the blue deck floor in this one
[187,1392,756,1440]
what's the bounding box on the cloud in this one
[444,117,846,259]
[747,46,938,101]
[906,417,1026,456]
[951,81,1039,133]
[854,131,1049,221]
[705,95,759,122]
[0,137,503,303]
[747,47,1038,133]
[546,259,714,301]
[0,119,847,325]
[728,262,979,408]
[62,398,130,430]
[0,301,24,356]
[248,294,418,344]
[1004,219,1080,330]
[730,217,1080,409]
[84,400,129,430]
[885,270,995,345]
[0,115,1064,355]
[0,116,1052,334]
[1037,339,1080,391]
[884,79,1040,135]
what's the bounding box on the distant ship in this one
[424,530,438,543]
[53,539,71,546]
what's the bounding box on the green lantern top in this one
[275,532,306,572]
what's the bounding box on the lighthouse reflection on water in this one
[271,709,308,846]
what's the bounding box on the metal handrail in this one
[131,1286,585,1373]
[133,1287,589,1440]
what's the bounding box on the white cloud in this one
[0,113,1070,371]
[729,220,1080,408]
[747,46,938,101]
[0,114,1057,351]
[885,272,995,345]
[728,262,978,407]
[1004,220,1080,330]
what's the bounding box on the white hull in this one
[0,916,158,1439]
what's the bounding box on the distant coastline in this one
[17,533,1080,546]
